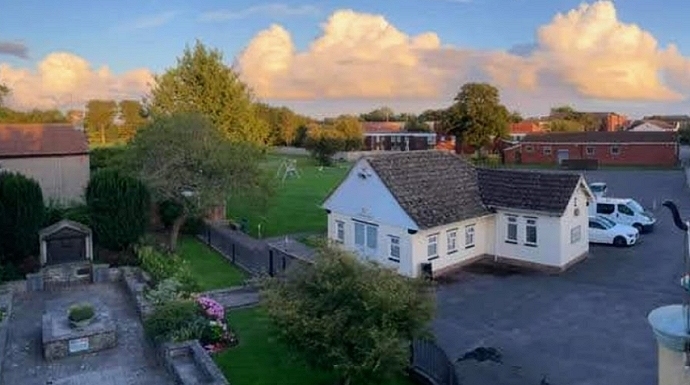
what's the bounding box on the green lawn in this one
[226,155,350,238]
[177,237,247,291]
[214,307,414,385]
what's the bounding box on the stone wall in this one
[0,289,14,380]
[160,340,229,385]
[120,267,155,319]
[26,262,120,292]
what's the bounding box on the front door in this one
[354,221,378,260]
[557,149,569,165]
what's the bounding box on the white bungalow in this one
[322,151,594,278]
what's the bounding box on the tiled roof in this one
[509,121,541,134]
[629,120,677,130]
[0,124,88,158]
[477,168,582,214]
[362,121,405,133]
[365,151,489,229]
[521,131,676,143]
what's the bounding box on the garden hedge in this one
[0,172,45,265]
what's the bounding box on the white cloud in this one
[118,11,179,31]
[0,52,153,110]
[238,1,690,103]
[199,3,320,22]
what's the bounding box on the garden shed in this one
[39,219,93,266]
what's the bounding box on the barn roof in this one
[0,124,88,158]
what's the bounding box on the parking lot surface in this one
[434,169,689,385]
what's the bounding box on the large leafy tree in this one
[260,246,435,385]
[125,113,264,250]
[0,83,8,107]
[118,100,148,142]
[149,41,269,146]
[548,119,584,132]
[84,99,118,145]
[446,83,510,148]
[360,106,397,122]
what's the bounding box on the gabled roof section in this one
[364,151,489,229]
[0,124,88,158]
[39,219,91,241]
[477,168,582,214]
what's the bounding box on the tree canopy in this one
[148,41,269,146]
[118,100,148,142]
[255,103,311,146]
[125,113,265,250]
[85,99,118,145]
[549,105,596,131]
[0,83,8,107]
[445,82,510,148]
[260,246,435,385]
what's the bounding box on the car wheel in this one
[633,223,643,233]
[613,236,627,247]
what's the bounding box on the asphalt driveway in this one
[433,169,689,385]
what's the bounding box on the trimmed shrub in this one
[143,300,204,343]
[158,200,183,229]
[89,146,128,173]
[0,172,45,265]
[86,169,150,251]
[136,245,200,293]
[44,202,91,227]
[68,303,95,322]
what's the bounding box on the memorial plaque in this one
[68,337,89,353]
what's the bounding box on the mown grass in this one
[176,237,247,290]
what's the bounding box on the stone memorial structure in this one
[27,220,95,291]
[42,297,117,361]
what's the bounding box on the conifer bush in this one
[0,172,45,266]
[86,169,150,251]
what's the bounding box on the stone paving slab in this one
[202,286,260,309]
[2,283,173,385]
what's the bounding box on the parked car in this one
[589,215,639,247]
[588,197,656,233]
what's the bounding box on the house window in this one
[525,145,534,153]
[525,218,538,246]
[335,220,345,243]
[610,145,620,155]
[586,146,595,156]
[543,146,552,155]
[506,215,518,244]
[389,236,400,262]
[446,229,458,254]
[465,225,475,249]
[427,136,436,146]
[427,234,438,260]
[354,221,378,252]
[570,225,581,244]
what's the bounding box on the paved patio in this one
[2,283,173,385]
[434,169,689,385]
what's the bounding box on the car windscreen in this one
[597,216,616,228]
[628,200,644,213]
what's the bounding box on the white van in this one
[588,197,656,233]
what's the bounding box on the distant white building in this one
[322,151,593,278]
[627,120,679,132]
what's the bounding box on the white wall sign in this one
[68,337,89,353]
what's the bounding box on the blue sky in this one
[1,0,690,118]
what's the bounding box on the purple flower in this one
[196,296,225,320]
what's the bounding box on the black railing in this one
[410,339,459,385]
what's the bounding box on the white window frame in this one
[506,215,518,244]
[525,145,534,153]
[543,146,552,156]
[335,220,345,243]
[427,136,436,146]
[446,229,458,254]
[570,225,581,244]
[464,225,475,249]
[525,217,538,246]
[585,146,595,156]
[427,234,439,260]
[388,236,400,262]
[610,145,620,155]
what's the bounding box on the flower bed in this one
[195,296,237,353]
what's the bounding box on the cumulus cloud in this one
[0,52,153,110]
[238,1,690,102]
[0,41,29,59]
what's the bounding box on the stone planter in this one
[69,315,96,330]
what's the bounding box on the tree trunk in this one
[169,213,187,252]
[100,125,106,144]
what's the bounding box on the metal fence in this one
[197,222,311,277]
[410,339,460,385]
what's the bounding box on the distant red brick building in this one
[503,131,678,167]
[586,112,628,131]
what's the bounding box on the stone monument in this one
[649,201,690,385]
